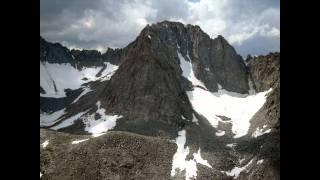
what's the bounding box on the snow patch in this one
[92,133,106,138]
[239,158,245,164]
[71,138,89,144]
[51,111,89,130]
[187,87,272,138]
[257,159,264,165]
[83,101,123,135]
[177,51,206,89]
[92,133,106,137]
[40,108,65,127]
[99,63,119,81]
[216,130,225,136]
[193,148,212,168]
[226,143,237,148]
[222,159,253,179]
[252,126,272,138]
[41,140,49,148]
[171,130,212,180]
[50,101,122,134]
[148,35,151,39]
[40,62,119,98]
[71,87,92,104]
[192,114,199,125]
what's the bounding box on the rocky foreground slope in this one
[40,21,280,180]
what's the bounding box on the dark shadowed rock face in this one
[40,36,75,64]
[40,36,125,69]
[141,21,249,93]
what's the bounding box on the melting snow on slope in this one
[40,62,118,98]
[216,130,225,136]
[40,108,66,127]
[222,159,253,179]
[101,62,119,77]
[187,87,272,138]
[257,159,264,165]
[83,101,123,135]
[171,130,212,180]
[177,51,206,89]
[41,140,49,148]
[192,114,199,125]
[252,125,272,138]
[91,133,106,138]
[226,143,237,148]
[193,148,212,168]
[51,111,89,130]
[40,62,86,97]
[71,87,92,104]
[71,138,89,144]
[49,101,122,133]
[99,62,119,81]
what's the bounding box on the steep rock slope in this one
[224,52,280,180]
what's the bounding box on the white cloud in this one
[40,0,279,56]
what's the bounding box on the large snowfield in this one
[40,62,118,98]
[177,50,272,138]
[187,87,272,138]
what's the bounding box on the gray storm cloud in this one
[40,0,279,56]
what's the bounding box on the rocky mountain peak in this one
[41,21,280,180]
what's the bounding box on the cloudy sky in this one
[40,0,279,57]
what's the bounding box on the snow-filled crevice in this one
[71,87,92,104]
[177,51,206,89]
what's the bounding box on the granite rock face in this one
[142,21,249,93]
[247,52,280,92]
